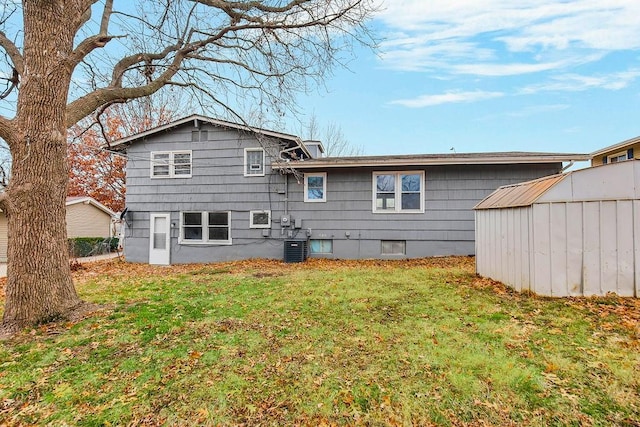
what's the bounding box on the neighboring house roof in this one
[273,151,590,170]
[66,197,116,217]
[109,114,312,158]
[591,135,640,158]
[475,159,640,210]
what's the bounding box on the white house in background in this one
[590,135,639,167]
[474,160,640,297]
[0,196,116,262]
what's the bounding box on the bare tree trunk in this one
[1,1,83,333]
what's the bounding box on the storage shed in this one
[474,160,640,297]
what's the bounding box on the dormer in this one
[303,140,325,159]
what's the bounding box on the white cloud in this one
[520,69,640,93]
[506,104,570,117]
[377,0,640,76]
[452,61,568,77]
[390,90,504,108]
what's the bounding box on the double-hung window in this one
[180,211,231,244]
[304,172,327,202]
[373,171,424,213]
[151,151,192,178]
[244,148,265,176]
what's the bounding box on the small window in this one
[151,151,192,178]
[244,148,265,176]
[607,151,630,163]
[191,130,208,142]
[381,240,406,255]
[373,171,424,213]
[310,239,333,254]
[250,210,271,228]
[180,211,231,244]
[304,172,327,202]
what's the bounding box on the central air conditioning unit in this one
[284,239,308,263]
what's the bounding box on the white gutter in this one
[272,155,590,169]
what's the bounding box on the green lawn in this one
[1,257,639,426]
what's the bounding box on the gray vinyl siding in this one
[123,123,289,263]
[290,164,562,259]
[122,120,563,263]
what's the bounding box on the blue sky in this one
[289,0,640,156]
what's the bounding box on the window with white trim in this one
[373,171,424,213]
[304,172,327,202]
[244,148,265,176]
[180,211,231,244]
[250,210,271,228]
[381,240,406,255]
[310,239,333,254]
[151,151,192,178]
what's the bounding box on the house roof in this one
[109,114,312,158]
[591,135,640,157]
[474,174,567,210]
[272,151,589,169]
[66,197,116,217]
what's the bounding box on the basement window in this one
[381,240,406,255]
[310,239,333,254]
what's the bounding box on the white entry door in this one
[149,213,171,265]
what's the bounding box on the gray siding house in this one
[113,115,588,265]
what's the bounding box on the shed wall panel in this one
[615,201,635,296]
[550,203,568,296]
[635,200,640,297]
[565,203,584,296]
[600,201,619,295]
[521,207,531,292]
[582,202,602,295]
[475,207,532,289]
[532,204,552,296]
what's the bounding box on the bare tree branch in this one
[0,31,23,76]
[0,116,15,144]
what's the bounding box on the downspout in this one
[284,172,289,215]
[560,160,574,173]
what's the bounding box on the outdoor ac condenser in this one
[283,239,308,263]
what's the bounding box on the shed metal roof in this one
[474,174,567,210]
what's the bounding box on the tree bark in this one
[2,1,83,332]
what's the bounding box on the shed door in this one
[149,213,170,265]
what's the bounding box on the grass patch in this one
[1,257,639,425]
